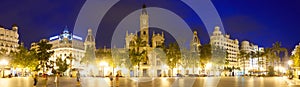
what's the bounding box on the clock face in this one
[143,20,147,25]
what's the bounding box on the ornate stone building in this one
[125,4,165,77]
[0,24,19,53]
[48,27,85,74]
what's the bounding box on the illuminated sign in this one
[73,35,83,40]
[49,35,59,41]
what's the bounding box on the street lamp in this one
[99,61,108,77]
[288,60,293,78]
[288,60,293,66]
[0,59,9,78]
[205,63,212,69]
[205,63,212,76]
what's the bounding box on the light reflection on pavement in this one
[0,76,300,87]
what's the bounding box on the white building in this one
[0,24,19,53]
[48,27,85,72]
[210,26,239,67]
[240,41,266,74]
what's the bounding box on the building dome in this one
[12,24,18,27]
[242,41,250,45]
[142,4,147,15]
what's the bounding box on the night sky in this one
[0,0,300,53]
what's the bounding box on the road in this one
[0,77,299,87]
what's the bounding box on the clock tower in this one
[140,4,149,45]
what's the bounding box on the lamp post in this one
[0,59,9,78]
[288,60,293,68]
[99,61,108,77]
[206,62,212,76]
[288,60,293,79]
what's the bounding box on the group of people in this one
[32,71,81,87]
[109,72,121,81]
[32,71,123,86]
[109,72,122,86]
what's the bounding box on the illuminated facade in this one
[210,26,239,67]
[124,4,165,77]
[48,27,85,71]
[240,41,266,74]
[0,24,19,53]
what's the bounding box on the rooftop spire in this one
[142,4,147,14]
[143,4,146,8]
[63,26,69,34]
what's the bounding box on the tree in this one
[65,53,75,74]
[210,46,227,76]
[55,57,69,73]
[10,44,39,71]
[166,43,181,76]
[263,48,275,66]
[180,48,192,74]
[31,40,54,73]
[129,37,148,77]
[262,48,276,76]
[200,44,212,69]
[81,45,96,65]
[291,46,300,67]
[271,42,287,75]
[211,46,226,66]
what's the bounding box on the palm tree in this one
[271,42,287,75]
[129,37,148,77]
[262,48,278,76]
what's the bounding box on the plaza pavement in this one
[0,76,300,87]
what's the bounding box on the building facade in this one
[48,27,85,73]
[0,24,19,53]
[210,26,239,67]
[124,4,165,77]
[240,41,266,74]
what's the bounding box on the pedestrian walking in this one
[76,71,80,84]
[33,73,38,87]
[116,73,119,81]
[108,72,113,86]
[116,73,120,86]
[109,72,113,81]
